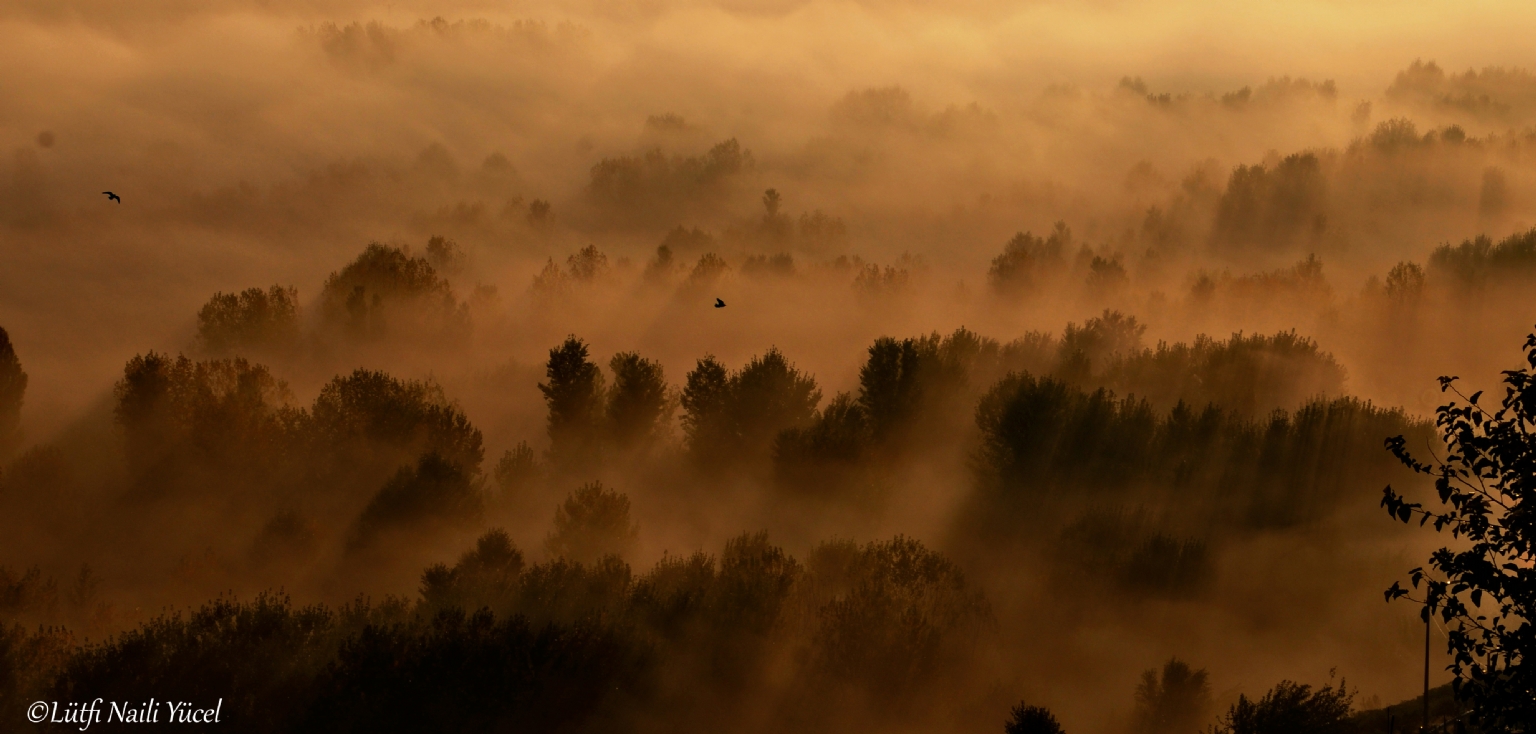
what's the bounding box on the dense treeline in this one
[8,531,995,734]
[969,376,1421,529]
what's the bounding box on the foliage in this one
[587,139,752,228]
[774,328,1005,492]
[317,243,464,340]
[1004,702,1066,734]
[1,624,71,719]
[1056,310,1146,382]
[974,372,1425,530]
[567,244,610,282]
[1057,509,1211,598]
[351,453,485,549]
[492,441,540,496]
[1132,658,1212,734]
[545,481,638,563]
[51,593,365,734]
[1384,261,1426,300]
[989,223,1070,297]
[802,536,991,700]
[1381,327,1536,729]
[306,609,648,733]
[606,352,671,452]
[113,353,295,494]
[1211,153,1327,250]
[1210,679,1352,734]
[309,368,484,479]
[539,336,606,469]
[23,529,996,733]
[420,529,526,615]
[1100,330,1346,417]
[195,285,300,355]
[682,349,821,469]
[683,252,730,290]
[1428,228,1536,290]
[0,325,23,458]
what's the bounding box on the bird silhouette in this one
[103,191,120,203]
[714,297,726,308]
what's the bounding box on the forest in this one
[5,1,1536,732]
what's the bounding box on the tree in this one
[317,243,463,341]
[539,337,605,470]
[682,356,730,462]
[681,349,820,468]
[0,326,25,459]
[1133,658,1211,734]
[493,441,540,497]
[545,481,638,563]
[309,368,484,480]
[112,353,295,493]
[1381,327,1536,729]
[195,286,300,355]
[566,245,609,282]
[1210,680,1352,734]
[1004,702,1065,734]
[351,453,485,549]
[606,352,671,452]
[988,223,1069,297]
[420,528,525,615]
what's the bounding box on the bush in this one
[1211,680,1352,734]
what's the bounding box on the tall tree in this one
[681,349,820,469]
[539,336,605,470]
[606,352,670,452]
[0,326,26,458]
[1133,658,1212,734]
[1382,327,1536,729]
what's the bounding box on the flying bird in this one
[103,191,120,203]
[714,298,726,308]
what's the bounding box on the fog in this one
[3,1,1536,732]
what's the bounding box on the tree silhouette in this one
[318,243,463,341]
[195,286,299,355]
[1005,702,1066,734]
[1210,679,1351,734]
[566,245,610,282]
[1133,658,1212,734]
[492,441,540,497]
[681,355,730,464]
[0,326,26,459]
[420,528,525,615]
[545,481,638,563]
[310,368,484,481]
[112,353,294,495]
[539,337,605,470]
[350,452,485,550]
[682,349,820,469]
[1381,326,1536,729]
[606,352,671,452]
[988,223,1070,298]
